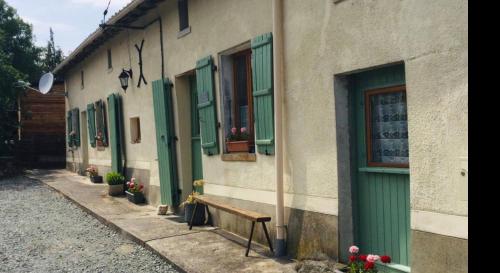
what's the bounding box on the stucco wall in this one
[64,0,468,247]
[282,0,468,240]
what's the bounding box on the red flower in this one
[381,255,391,263]
[139,184,144,190]
[130,182,135,188]
[349,255,356,262]
[359,255,367,262]
[364,261,374,270]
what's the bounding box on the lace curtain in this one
[369,91,409,165]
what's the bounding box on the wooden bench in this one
[189,195,274,256]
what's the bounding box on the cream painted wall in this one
[282,0,467,236]
[65,24,162,187]
[64,0,468,237]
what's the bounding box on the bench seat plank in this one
[193,195,271,222]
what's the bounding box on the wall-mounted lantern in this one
[119,69,133,92]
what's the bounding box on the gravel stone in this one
[0,176,181,273]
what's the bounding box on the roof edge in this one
[53,0,150,76]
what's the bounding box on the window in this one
[177,0,190,35]
[130,117,141,144]
[95,100,108,147]
[81,70,84,89]
[107,49,112,69]
[365,85,409,167]
[221,48,254,153]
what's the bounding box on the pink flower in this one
[240,127,247,133]
[349,245,359,254]
[231,127,237,134]
[131,178,136,183]
[130,182,135,188]
[366,254,380,263]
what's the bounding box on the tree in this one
[0,0,43,155]
[41,27,64,72]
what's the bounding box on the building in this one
[53,1,468,272]
[16,80,66,169]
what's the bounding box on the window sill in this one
[358,167,409,175]
[177,26,191,39]
[221,153,256,162]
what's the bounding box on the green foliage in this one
[0,0,43,155]
[40,28,64,72]
[106,172,125,185]
[0,1,66,156]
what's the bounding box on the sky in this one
[6,0,133,56]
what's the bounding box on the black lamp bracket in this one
[123,68,133,78]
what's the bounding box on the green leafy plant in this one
[106,172,124,185]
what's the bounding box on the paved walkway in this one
[27,169,297,273]
[0,175,179,273]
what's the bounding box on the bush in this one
[106,172,124,185]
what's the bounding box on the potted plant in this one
[180,191,206,225]
[106,172,125,196]
[125,178,145,204]
[85,165,102,183]
[226,127,250,153]
[181,180,207,225]
[193,179,205,194]
[346,245,392,273]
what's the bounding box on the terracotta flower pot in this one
[108,184,124,196]
[226,140,250,153]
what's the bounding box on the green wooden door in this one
[107,93,123,174]
[351,64,411,273]
[152,78,179,206]
[189,75,203,192]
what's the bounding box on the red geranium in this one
[359,255,367,262]
[364,261,374,270]
[381,255,391,263]
[349,255,356,262]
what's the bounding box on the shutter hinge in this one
[213,65,218,71]
[217,122,221,128]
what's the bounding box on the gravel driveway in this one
[0,176,180,273]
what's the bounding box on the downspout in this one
[273,0,286,257]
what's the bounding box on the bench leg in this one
[262,222,274,253]
[245,221,255,257]
[189,202,198,230]
[205,205,213,226]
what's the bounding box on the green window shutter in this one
[87,103,96,148]
[72,108,81,147]
[195,56,219,155]
[251,32,274,155]
[152,78,180,206]
[67,110,73,146]
[107,93,123,174]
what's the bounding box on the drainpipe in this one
[273,0,286,257]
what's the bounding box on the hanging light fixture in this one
[119,69,133,92]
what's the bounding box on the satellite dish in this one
[38,72,54,94]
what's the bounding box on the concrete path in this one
[27,169,297,273]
